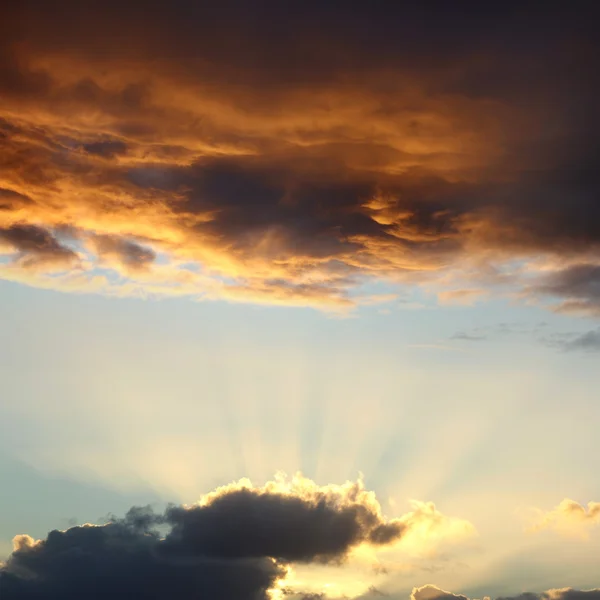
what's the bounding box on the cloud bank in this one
[0,2,599,311]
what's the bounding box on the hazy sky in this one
[1,2,600,600]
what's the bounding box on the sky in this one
[0,2,600,599]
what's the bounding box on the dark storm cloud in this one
[0,479,407,600]
[162,487,403,563]
[0,517,283,600]
[138,159,388,261]
[0,1,599,309]
[162,158,599,260]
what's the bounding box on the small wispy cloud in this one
[450,332,487,342]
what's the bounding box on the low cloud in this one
[394,501,477,555]
[293,586,600,600]
[412,585,470,600]
[0,474,475,600]
[411,586,600,600]
[526,499,600,538]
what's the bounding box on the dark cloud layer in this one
[0,2,599,309]
[0,518,282,600]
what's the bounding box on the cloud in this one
[560,330,600,352]
[437,289,487,306]
[88,234,156,273]
[0,474,475,600]
[450,322,550,345]
[410,586,600,600]
[539,329,600,353]
[526,499,600,538]
[532,265,600,317]
[162,478,405,563]
[450,332,487,342]
[0,517,284,600]
[82,140,129,158]
[395,501,477,554]
[0,3,599,311]
[277,586,600,600]
[412,585,470,600]
[0,224,79,271]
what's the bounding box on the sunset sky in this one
[1,2,600,600]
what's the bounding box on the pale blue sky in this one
[2,279,599,596]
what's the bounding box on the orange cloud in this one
[437,289,487,306]
[0,2,598,312]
